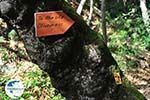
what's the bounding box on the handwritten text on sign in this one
[34,11,75,37]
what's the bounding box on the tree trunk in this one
[76,0,87,15]
[101,0,107,45]
[140,0,150,32]
[0,0,146,100]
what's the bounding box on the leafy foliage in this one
[108,7,150,71]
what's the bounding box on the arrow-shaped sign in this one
[34,11,75,37]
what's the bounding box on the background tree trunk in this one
[140,0,150,32]
[0,0,146,100]
[101,0,107,45]
[76,0,87,15]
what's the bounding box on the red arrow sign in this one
[34,11,75,37]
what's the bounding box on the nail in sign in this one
[34,11,75,37]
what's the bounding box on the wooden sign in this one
[34,11,75,37]
[113,72,122,85]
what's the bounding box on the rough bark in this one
[0,0,146,100]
